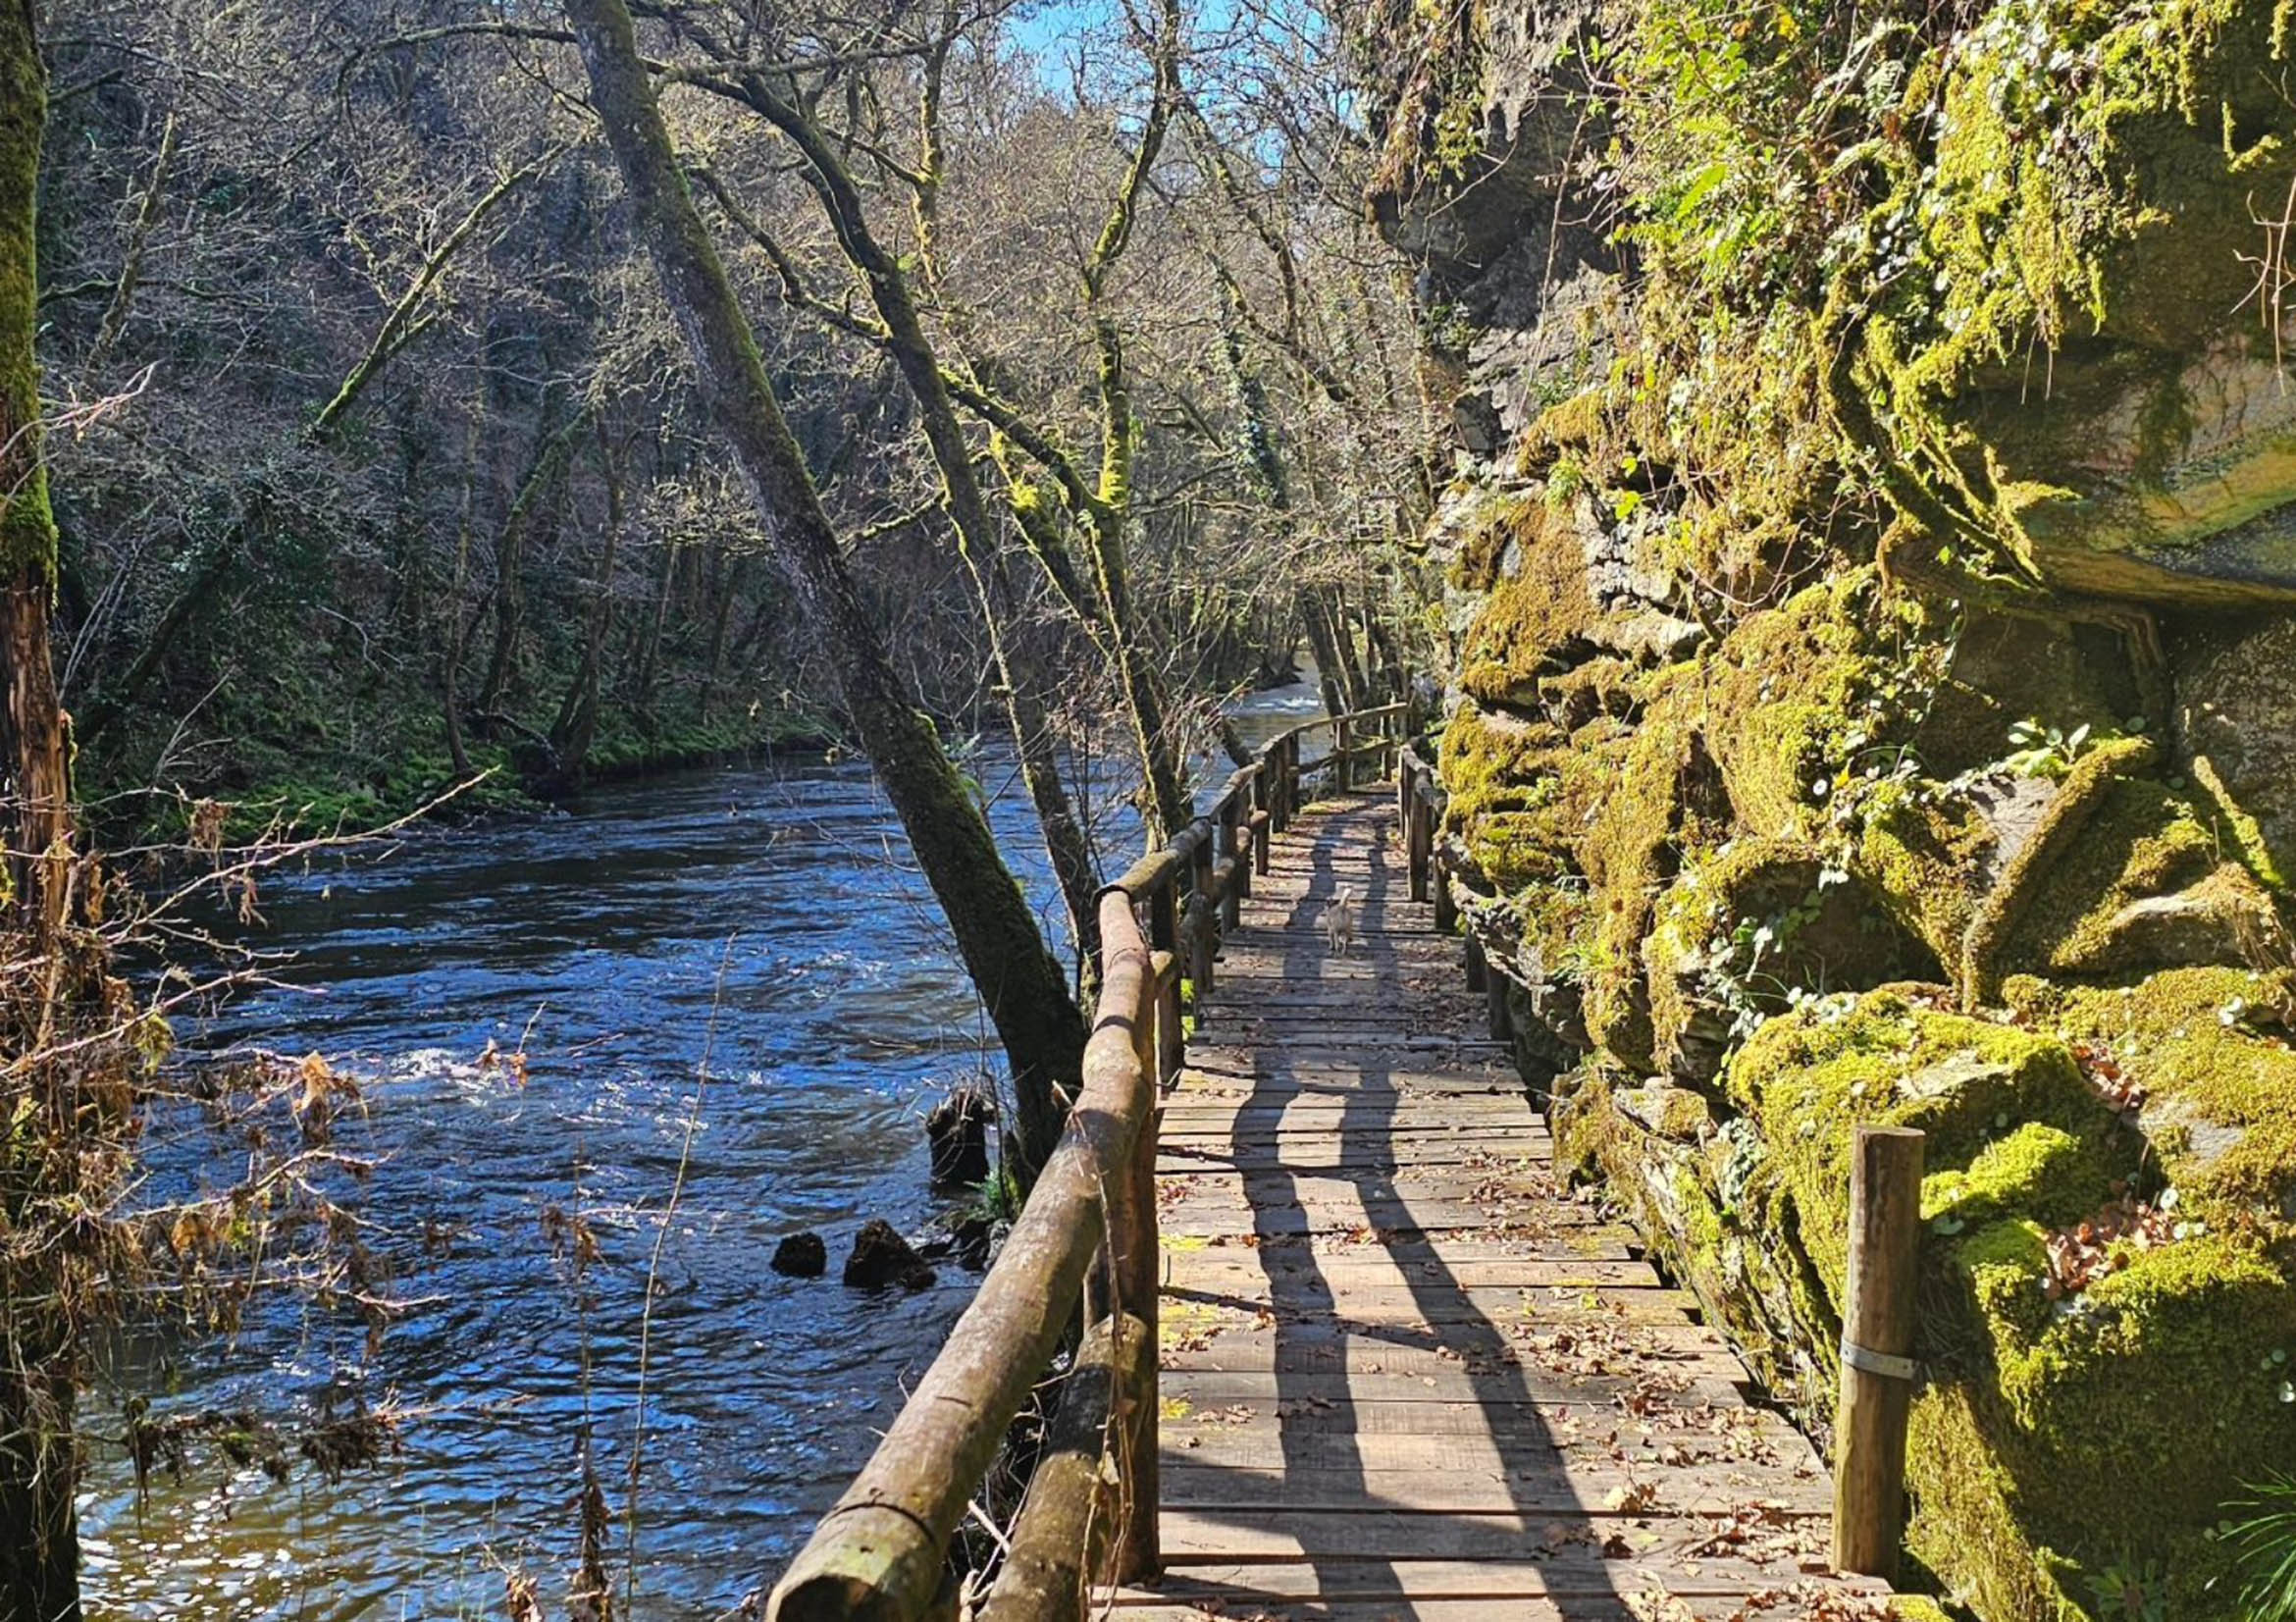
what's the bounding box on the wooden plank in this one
[1158,1414,1820,1473]
[1160,1321,1731,1368]
[1159,1463,1832,1516]
[1160,1233,1644,1262]
[1163,1368,1752,1410]
[1160,1287,1696,1331]
[1122,1551,1868,1596]
[1158,1510,1838,1567]
[1161,1254,1665,1290]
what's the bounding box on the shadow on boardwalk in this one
[1117,790,1893,1622]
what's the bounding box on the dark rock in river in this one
[843,1219,935,1291]
[926,1081,996,1186]
[770,1231,827,1278]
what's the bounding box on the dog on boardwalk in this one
[1323,884,1358,957]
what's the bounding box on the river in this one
[79,683,1327,1621]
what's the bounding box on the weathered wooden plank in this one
[1157,1509,1836,1566]
[1111,1557,1883,1602]
[1163,1368,1752,1410]
[1160,1232,1644,1262]
[1161,1253,1664,1291]
[1159,1288,1696,1333]
[1159,1462,1832,1515]
[1158,1414,1819,1473]
[1160,1321,1731,1369]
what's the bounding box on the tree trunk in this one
[552,416,624,779]
[442,390,486,779]
[697,544,733,724]
[1299,592,1351,721]
[0,8,85,1614]
[477,398,582,733]
[566,0,1086,1178]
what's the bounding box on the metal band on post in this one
[1841,1338,1917,1384]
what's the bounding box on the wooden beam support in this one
[975,1312,1155,1622]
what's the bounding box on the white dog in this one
[1323,884,1358,957]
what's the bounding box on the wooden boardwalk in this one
[1114,790,1897,1622]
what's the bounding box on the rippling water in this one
[81,685,1327,1621]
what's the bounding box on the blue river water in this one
[80,688,1325,1621]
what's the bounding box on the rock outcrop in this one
[1362,1,2296,1615]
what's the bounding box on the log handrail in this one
[765,696,1413,1622]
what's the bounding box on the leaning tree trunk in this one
[0,7,86,1616]
[1298,591,1351,722]
[565,0,1087,1178]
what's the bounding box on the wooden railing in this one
[765,700,1411,1622]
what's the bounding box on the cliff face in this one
[1364,2,2296,1616]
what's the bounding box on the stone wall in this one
[1360,1,2296,1615]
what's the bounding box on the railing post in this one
[1334,714,1354,792]
[1119,993,1160,1581]
[1432,851,1458,934]
[1464,933,1487,993]
[1250,808,1272,878]
[1153,949,1182,1086]
[1484,942,1512,1042]
[1219,798,1245,930]
[1406,777,1431,905]
[1835,1126,1925,1582]
[1189,822,1217,1006]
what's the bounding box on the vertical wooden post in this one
[1433,855,1458,934]
[1189,823,1217,1005]
[1250,810,1272,878]
[1834,1125,1925,1582]
[1219,799,1245,930]
[1118,1047,1160,1581]
[1464,934,1487,993]
[1407,786,1431,904]
[1149,872,1177,960]
[1334,714,1353,791]
[1152,949,1182,1086]
[1486,953,1511,1042]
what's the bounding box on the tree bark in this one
[1298,591,1351,721]
[0,6,85,1614]
[552,415,624,778]
[476,398,583,732]
[566,0,1086,1177]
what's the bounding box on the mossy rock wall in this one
[1368,0,2296,1615]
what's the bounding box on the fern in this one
[2223,1472,2296,1621]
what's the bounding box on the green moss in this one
[1436,702,1564,828]
[1454,500,1602,706]
[1905,1380,2085,1622]
[1923,1122,2115,1233]
[1959,735,2158,1004]
[2000,772,2257,976]
[1703,568,1939,840]
[0,4,54,582]
[1577,668,1719,1071]
[1854,777,1997,971]
[2016,967,2296,1238]
[1724,987,2125,1290]
[1964,1233,2296,1619]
